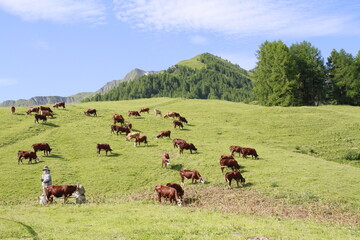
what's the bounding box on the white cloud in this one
[0,0,107,24]
[0,78,17,86]
[113,0,359,37]
[189,35,208,45]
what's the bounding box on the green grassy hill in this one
[0,98,359,239]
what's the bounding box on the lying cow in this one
[179,142,197,154]
[162,153,170,168]
[242,147,259,159]
[164,112,180,118]
[128,111,141,117]
[45,184,84,203]
[53,102,65,108]
[166,183,184,200]
[219,158,241,173]
[84,109,97,116]
[134,136,148,147]
[111,125,130,135]
[225,171,246,187]
[173,138,186,148]
[113,114,125,125]
[154,109,162,116]
[34,114,47,123]
[139,108,149,114]
[125,132,140,141]
[156,130,171,139]
[18,151,39,164]
[180,169,204,185]
[155,185,182,206]
[97,144,112,156]
[173,120,184,129]
[32,143,52,156]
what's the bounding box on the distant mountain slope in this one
[86,53,253,102]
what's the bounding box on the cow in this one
[220,154,235,160]
[179,142,197,154]
[125,132,140,141]
[225,171,246,187]
[162,153,170,167]
[178,116,188,124]
[166,183,184,200]
[10,106,15,114]
[155,185,182,206]
[173,120,184,129]
[84,109,97,116]
[40,106,53,113]
[45,185,82,203]
[164,112,180,118]
[111,125,130,135]
[242,148,259,159]
[34,114,47,123]
[139,108,150,114]
[53,102,65,108]
[173,138,186,148]
[230,145,243,157]
[180,169,204,185]
[39,110,53,118]
[128,111,141,117]
[18,151,39,164]
[97,144,112,156]
[134,136,148,147]
[126,122,132,130]
[32,143,52,156]
[156,130,171,139]
[219,158,241,173]
[112,114,125,125]
[154,109,162,116]
[26,107,39,115]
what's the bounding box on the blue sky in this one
[1,0,359,102]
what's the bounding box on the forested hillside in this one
[84,53,253,102]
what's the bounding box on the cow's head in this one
[177,198,182,206]
[199,176,205,184]
[190,144,197,151]
[241,177,246,184]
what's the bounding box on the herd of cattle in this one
[13,103,258,206]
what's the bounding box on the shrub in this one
[344,150,360,161]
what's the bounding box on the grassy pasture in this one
[0,98,359,239]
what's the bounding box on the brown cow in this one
[178,116,188,124]
[180,169,204,185]
[166,183,184,200]
[179,142,197,154]
[84,109,97,116]
[164,112,180,118]
[225,171,246,187]
[173,120,184,129]
[45,185,79,203]
[128,111,141,117]
[97,144,112,156]
[32,143,52,156]
[154,109,162,116]
[125,132,140,141]
[53,102,65,108]
[173,138,186,148]
[155,185,182,206]
[40,106,53,113]
[18,151,39,164]
[242,148,259,159]
[112,114,125,125]
[26,107,39,115]
[10,106,15,114]
[34,114,47,123]
[156,130,171,139]
[111,125,130,135]
[134,136,148,147]
[139,108,150,114]
[162,153,170,167]
[220,154,235,160]
[39,110,54,118]
[126,122,132,130]
[219,158,241,173]
[230,145,243,156]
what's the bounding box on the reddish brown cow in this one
[34,114,47,123]
[164,112,180,118]
[230,145,243,156]
[53,102,65,108]
[111,125,130,135]
[139,108,150,114]
[180,169,204,185]
[10,106,15,114]
[173,138,186,148]
[134,136,148,147]
[97,144,112,156]
[219,158,241,173]
[178,116,188,124]
[112,114,125,125]
[45,185,78,203]
[18,151,39,164]
[166,183,184,199]
[242,148,259,159]
[128,111,141,117]
[162,153,170,167]
[126,122,132,130]
[40,106,53,113]
[32,143,52,156]
[220,154,235,160]
[156,130,171,139]
[26,107,39,115]
[84,109,97,116]
[225,171,246,187]
[39,110,53,117]
[173,120,184,129]
[155,185,182,206]
[179,142,197,154]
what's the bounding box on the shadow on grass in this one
[44,122,59,127]
[242,182,254,188]
[0,218,39,240]
[179,128,190,131]
[15,113,26,116]
[170,164,183,171]
[46,154,63,159]
[131,128,142,132]
[187,124,195,127]
[105,153,121,157]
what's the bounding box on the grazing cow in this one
[18,151,39,164]
[45,185,80,203]
[97,144,112,156]
[179,142,197,154]
[156,130,171,139]
[173,138,186,148]
[111,125,130,135]
[84,109,97,116]
[112,114,125,125]
[139,107,150,114]
[128,111,141,117]
[134,136,148,147]
[39,110,53,118]
[162,153,170,167]
[155,185,182,206]
[166,183,184,200]
[230,145,243,157]
[126,122,132,130]
[180,169,204,185]
[53,102,65,108]
[40,106,53,113]
[242,148,259,159]
[164,112,180,118]
[32,143,52,156]
[178,116,188,124]
[26,107,39,115]
[10,106,15,114]
[125,132,140,141]
[154,109,162,116]
[34,114,47,123]
[173,120,184,129]
[219,158,241,173]
[225,171,246,187]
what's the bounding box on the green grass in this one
[1,98,360,239]
[177,55,206,69]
